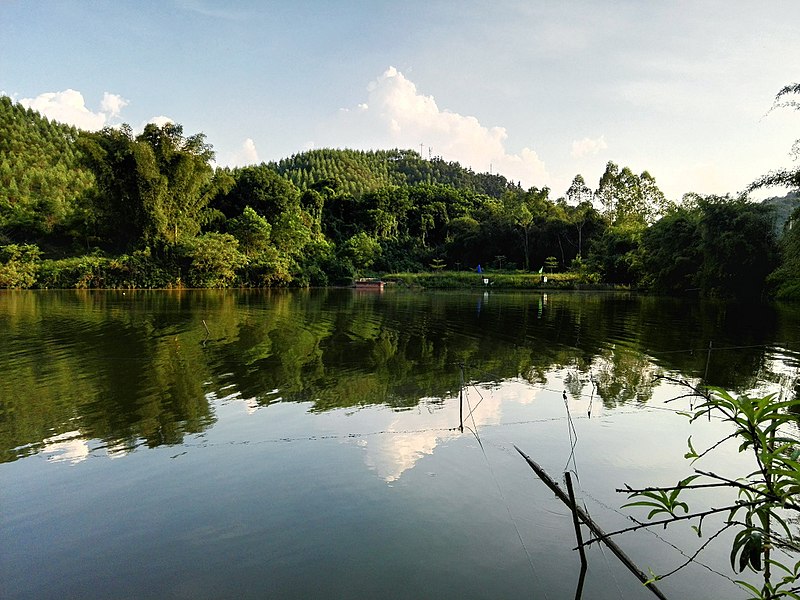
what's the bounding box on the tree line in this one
[0,87,798,299]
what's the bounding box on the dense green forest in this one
[1,87,799,299]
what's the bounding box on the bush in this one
[182,233,248,288]
[244,251,293,287]
[36,254,109,288]
[0,244,41,288]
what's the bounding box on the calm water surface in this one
[2,289,799,599]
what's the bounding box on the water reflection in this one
[0,289,798,463]
[40,431,89,464]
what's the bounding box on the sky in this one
[2,0,799,201]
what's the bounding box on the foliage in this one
[749,84,800,193]
[77,122,223,250]
[269,148,519,199]
[181,233,247,288]
[749,84,800,300]
[387,269,593,289]
[694,195,778,299]
[587,222,644,285]
[0,96,94,242]
[227,206,273,257]
[0,92,790,297]
[639,195,778,298]
[343,232,381,273]
[595,161,671,226]
[35,254,111,288]
[243,250,293,287]
[213,164,299,222]
[35,251,176,289]
[0,244,41,288]
[619,382,800,599]
[640,206,702,293]
[769,206,800,299]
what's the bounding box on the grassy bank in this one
[383,270,611,290]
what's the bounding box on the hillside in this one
[268,148,518,199]
[761,191,800,236]
[0,96,94,244]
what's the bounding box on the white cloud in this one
[571,135,608,158]
[18,89,128,131]
[231,138,260,166]
[143,115,174,129]
[331,67,550,188]
[215,138,261,168]
[100,92,128,118]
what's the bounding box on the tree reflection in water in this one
[1,289,798,463]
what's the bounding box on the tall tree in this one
[595,161,621,223]
[137,123,217,244]
[565,200,601,260]
[565,174,593,206]
[503,186,550,270]
[594,162,669,226]
[78,123,222,250]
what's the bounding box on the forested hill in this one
[269,148,518,198]
[1,92,799,300]
[762,191,800,236]
[0,95,517,248]
[0,96,94,243]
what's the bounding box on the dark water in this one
[1,289,799,599]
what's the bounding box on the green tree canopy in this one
[78,122,223,250]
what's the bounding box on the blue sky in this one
[2,0,799,200]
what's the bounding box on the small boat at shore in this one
[354,278,385,290]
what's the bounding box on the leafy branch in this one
[615,380,800,599]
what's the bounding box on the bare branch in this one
[694,470,800,512]
[693,431,740,460]
[581,502,760,548]
[618,482,730,494]
[654,523,737,581]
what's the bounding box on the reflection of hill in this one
[0,290,217,462]
[1,290,798,462]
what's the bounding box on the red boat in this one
[354,278,385,290]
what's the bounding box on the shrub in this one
[182,233,248,288]
[0,244,41,288]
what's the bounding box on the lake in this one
[2,289,799,599]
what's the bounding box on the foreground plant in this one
[606,380,800,599]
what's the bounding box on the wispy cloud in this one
[175,0,248,20]
[571,135,608,158]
